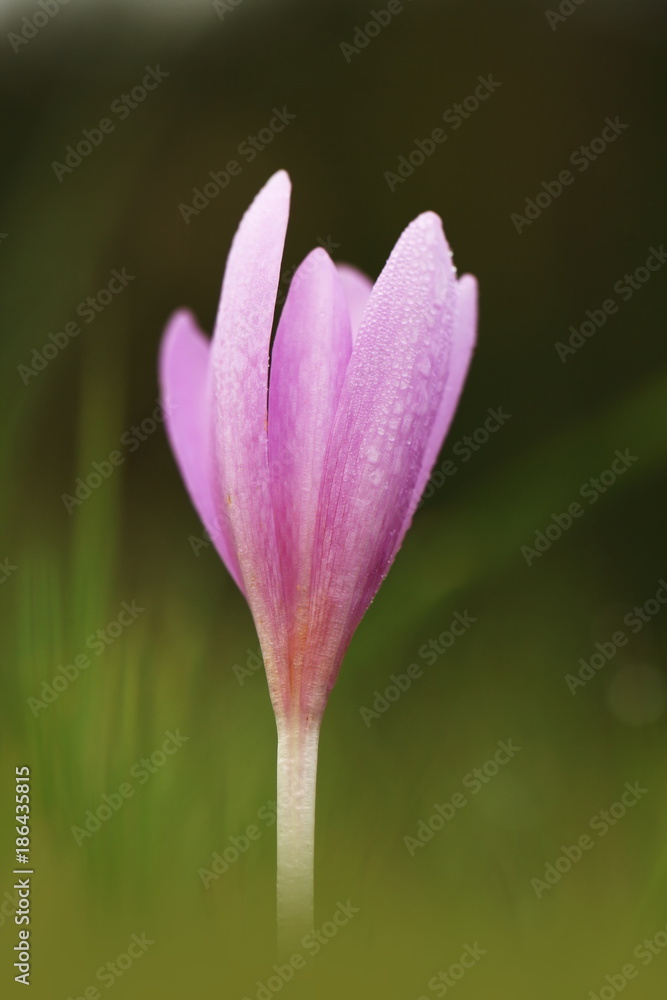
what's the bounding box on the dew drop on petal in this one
[416,355,432,377]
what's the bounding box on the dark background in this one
[1,1,666,997]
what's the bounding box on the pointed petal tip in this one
[458,272,478,290]
[288,246,336,295]
[159,309,200,370]
[263,169,291,197]
[162,307,196,336]
[381,210,456,304]
[307,245,334,269]
[230,173,291,250]
[399,210,452,259]
[414,209,443,229]
[158,309,208,419]
[410,210,445,242]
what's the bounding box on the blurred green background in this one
[1,0,667,996]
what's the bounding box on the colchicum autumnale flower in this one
[159,170,477,950]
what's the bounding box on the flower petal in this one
[210,170,292,714]
[302,212,460,712]
[336,263,373,341]
[401,273,478,532]
[268,248,352,668]
[158,309,243,591]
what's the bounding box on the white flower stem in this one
[276,715,320,955]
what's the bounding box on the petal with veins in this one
[269,249,352,683]
[302,212,459,713]
[211,170,292,714]
[159,309,243,590]
[401,273,478,534]
[336,263,373,341]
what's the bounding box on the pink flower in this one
[160,168,476,721]
[159,170,477,945]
